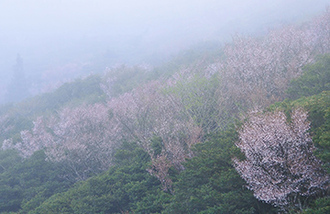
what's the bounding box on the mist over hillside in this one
[0,2,329,213]
[0,0,329,104]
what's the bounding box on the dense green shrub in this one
[287,54,330,99]
[0,150,72,213]
[33,142,171,214]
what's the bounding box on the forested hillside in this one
[0,9,329,214]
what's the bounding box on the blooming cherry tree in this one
[3,104,121,181]
[233,108,329,210]
[108,80,202,190]
[218,9,330,111]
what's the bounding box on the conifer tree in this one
[5,54,29,103]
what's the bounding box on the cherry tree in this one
[312,7,330,54]
[217,9,330,112]
[46,104,122,180]
[108,80,202,190]
[3,103,122,181]
[2,117,50,158]
[233,108,329,210]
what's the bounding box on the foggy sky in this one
[0,0,329,103]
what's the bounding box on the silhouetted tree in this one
[5,54,29,103]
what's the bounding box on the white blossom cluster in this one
[234,108,329,209]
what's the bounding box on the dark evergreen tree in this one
[5,54,29,103]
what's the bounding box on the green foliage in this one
[165,72,224,133]
[153,41,223,78]
[290,91,330,172]
[164,128,276,214]
[270,91,330,173]
[287,54,330,99]
[0,74,105,142]
[0,115,33,143]
[23,74,105,113]
[33,142,171,214]
[0,150,72,213]
[301,197,330,214]
[150,136,163,158]
[102,65,160,97]
[0,150,23,212]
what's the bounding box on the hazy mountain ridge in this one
[1,0,329,104]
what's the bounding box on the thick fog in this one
[0,0,329,103]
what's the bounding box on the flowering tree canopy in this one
[233,108,329,210]
[2,104,121,181]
